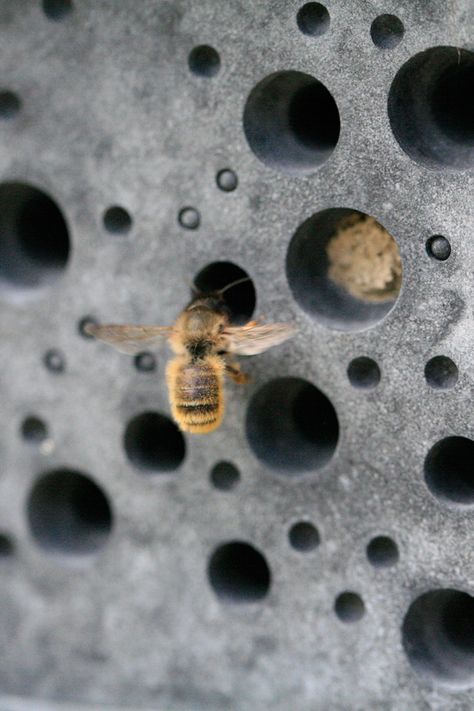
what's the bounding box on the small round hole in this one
[424,436,474,506]
[334,592,365,622]
[0,182,70,293]
[103,206,132,235]
[210,461,240,491]
[27,469,112,557]
[246,377,339,474]
[78,315,99,339]
[388,47,474,169]
[188,45,221,78]
[347,357,381,389]
[43,349,66,373]
[124,411,185,472]
[21,416,48,444]
[426,235,451,261]
[42,0,73,20]
[243,71,340,175]
[178,206,200,230]
[0,91,21,120]
[366,536,399,567]
[193,261,255,325]
[402,589,474,689]
[0,533,14,557]
[425,355,458,390]
[216,169,238,192]
[134,352,156,373]
[208,541,271,603]
[287,208,402,331]
[288,521,320,552]
[296,3,330,37]
[370,14,404,49]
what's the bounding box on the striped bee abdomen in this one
[167,355,225,434]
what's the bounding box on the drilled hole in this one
[103,206,132,235]
[188,45,221,77]
[243,70,340,175]
[388,46,474,169]
[21,416,48,444]
[425,356,458,390]
[193,261,255,325]
[0,534,14,557]
[216,169,238,192]
[334,592,365,622]
[403,589,474,689]
[366,536,398,568]
[0,91,21,119]
[425,436,474,506]
[288,521,320,552]
[210,461,240,491]
[426,235,451,261]
[246,377,339,474]
[347,357,381,389]
[208,541,271,603]
[178,206,200,230]
[287,208,402,331]
[134,352,156,372]
[0,182,70,292]
[296,3,330,36]
[27,469,112,557]
[78,315,99,339]
[124,412,185,472]
[42,0,73,20]
[370,14,404,49]
[43,349,66,373]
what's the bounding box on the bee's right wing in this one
[85,324,173,354]
[222,322,298,356]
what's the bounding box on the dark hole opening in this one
[208,541,271,602]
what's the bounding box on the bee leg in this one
[225,362,251,385]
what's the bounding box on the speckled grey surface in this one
[1,1,474,710]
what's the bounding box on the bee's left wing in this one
[222,322,298,356]
[85,324,173,354]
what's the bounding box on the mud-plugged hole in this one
[402,589,474,689]
[286,208,402,331]
[424,436,474,506]
[243,70,340,175]
[246,377,339,474]
[27,469,112,557]
[193,261,255,325]
[124,412,185,472]
[208,541,271,603]
[388,47,474,169]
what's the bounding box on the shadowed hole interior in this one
[0,534,14,557]
[334,592,365,622]
[243,70,340,175]
[347,357,381,388]
[296,3,330,36]
[103,206,132,235]
[0,182,70,292]
[246,377,339,474]
[289,521,320,551]
[210,461,240,491]
[193,261,255,325]
[425,355,458,389]
[188,45,221,77]
[42,0,73,20]
[366,535,398,567]
[402,589,474,689]
[21,416,48,444]
[208,541,271,602]
[124,412,185,472]
[388,46,474,169]
[27,469,112,556]
[286,208,402,332]
[0,91,21,119]
[370,14,404,49]
[424,436,474,506]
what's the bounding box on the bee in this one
[86,278,297,434]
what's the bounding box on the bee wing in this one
[85,324,173,355]
[222,322,298,356]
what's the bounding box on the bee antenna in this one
[217,276,251,295]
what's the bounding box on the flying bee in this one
[86,278,297,434]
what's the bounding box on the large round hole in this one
[286,208,402,331]
[424,436,474,506]
[246,377,339,474]
[27,469,112,557]
[388,47,474,169]
[0,183,70,292]
[193,261,255,325]
[124,412,185,472]
[425,356,458,390]
[402,589,474,689]
[243,70,340,175]
[208,541,271,603]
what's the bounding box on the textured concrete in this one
[0,1,474,709]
